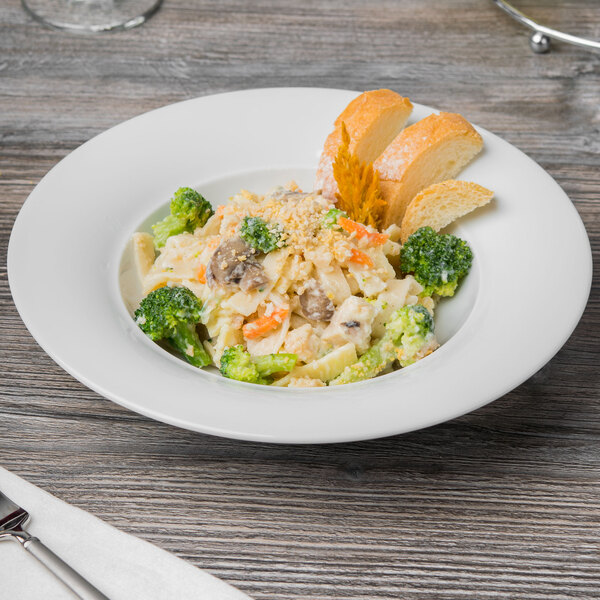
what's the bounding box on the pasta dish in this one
[129,89,492,387]
[133,184,445,386]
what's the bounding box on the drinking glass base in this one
[22,0,163,33]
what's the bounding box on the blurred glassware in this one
[22,0,163,33]
[492,0,600,53]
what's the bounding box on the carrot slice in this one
[197,264,206,284]
[149,282,167,293]
[349,248,374,268]
[338,217,389,246]
[243,307,289,340]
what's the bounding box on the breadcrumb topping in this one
[226,185,354,258]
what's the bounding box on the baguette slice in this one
[315,89,413,199]
[400,180,494,243]
[374,112,483,228]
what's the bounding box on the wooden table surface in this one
[1,1,599,598]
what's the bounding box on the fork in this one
[0,489,109,599]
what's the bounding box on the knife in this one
[0,489,109,599]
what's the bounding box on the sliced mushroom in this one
[239,262,269,292]
[299,279,335,322]
[206,237,268,292]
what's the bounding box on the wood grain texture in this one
[1,1,599,598]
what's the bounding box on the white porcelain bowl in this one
[8,88,592,443]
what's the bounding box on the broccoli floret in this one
[329,337,396,385]
[220,345,266,384]
[240,216,284,253]
[330,305,435,384]
[400,226,473,297]
[134,286,211,368]
[322,208,348,229]
[152,187,213,248]
[252,353,297,376]
[386,304,434,367]
[220,346,297,384]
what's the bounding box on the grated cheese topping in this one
[225,185,354,258]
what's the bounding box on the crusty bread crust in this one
[400,180,494,242]
[374,112,483,227]
[315,89,413,199]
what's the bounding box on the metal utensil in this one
[492,0,600,53]
[0,489,109,599]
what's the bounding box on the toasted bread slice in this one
[315,89,413,199]
[374,112,484,227]
[400,180,494,242]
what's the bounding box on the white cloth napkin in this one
[0,467,253,600]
